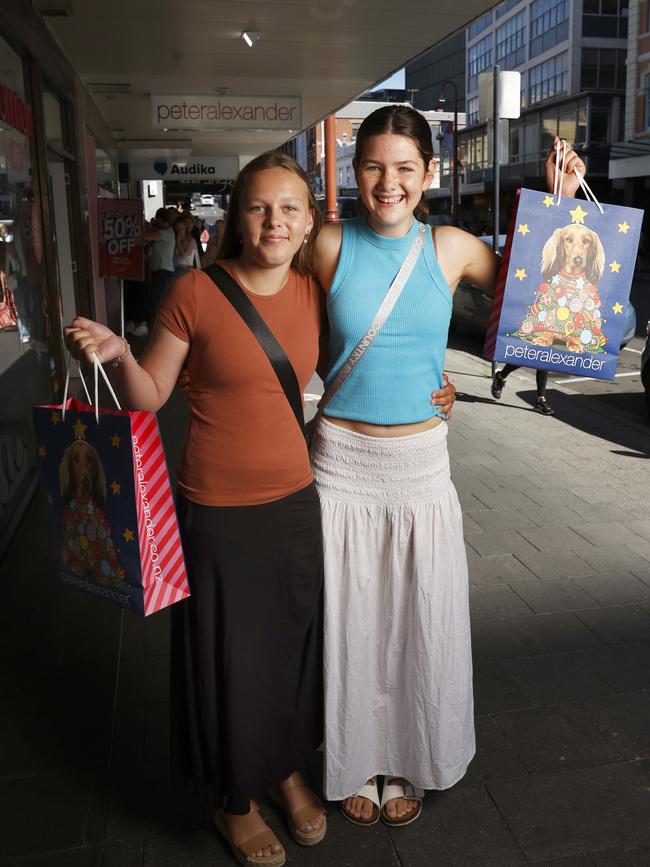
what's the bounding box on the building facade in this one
[407,0,629,229]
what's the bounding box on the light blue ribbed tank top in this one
[323,216,452,425]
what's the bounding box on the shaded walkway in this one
[1,346,650,866]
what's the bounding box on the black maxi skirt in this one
[170,483,324,814]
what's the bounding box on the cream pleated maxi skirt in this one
[310,417,475,801]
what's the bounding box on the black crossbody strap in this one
[204,265,305,435]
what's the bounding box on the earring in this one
[304,234,310,245]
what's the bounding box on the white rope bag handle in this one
[61,351,122,423]
[553,139,604,214]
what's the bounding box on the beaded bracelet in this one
[110,337,131,367]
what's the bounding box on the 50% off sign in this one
[98,199,144,280]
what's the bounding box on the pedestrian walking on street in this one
[311,107,585,828]
[173,213,200,276]
[491,365,554,414]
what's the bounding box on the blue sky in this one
[371,69,405,90]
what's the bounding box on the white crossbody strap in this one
[318,221,426,412]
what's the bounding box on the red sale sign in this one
[98,199,144,280]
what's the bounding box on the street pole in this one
[492,65,501,380]
[452,99,459,227]
[324,115,338,223]
[439,81,459,226]
[492,64,501,254]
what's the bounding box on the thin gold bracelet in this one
[110,337,131,367]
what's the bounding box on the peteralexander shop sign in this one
[127,156,239,181]
[151,95,301,130]
[0,83,33,138]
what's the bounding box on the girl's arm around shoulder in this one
[434,225,500,298]
[312,221,343,292]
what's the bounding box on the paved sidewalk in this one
[1,347,649,867]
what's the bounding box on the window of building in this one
[0,33,54,547]
[529,53,568,105]
[530,0,569,58]
[496,10,527,70]
[461,128,489,172]
[468,10,493,40]
[646,74,650,131]
[523,115,540,160]
[496,0,523,19]
[509,122,522,162]
[467,96,480,125]
[581,48,626,89]
[558,111,577,145]
[591,108,609,142]
[468,34,492,92]
[582,0,628,37]
[576,102,588,143]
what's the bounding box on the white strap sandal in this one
[380,778,424,827]
[339,776,381,826]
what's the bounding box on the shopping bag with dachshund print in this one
[32,396,189,616]
[484,188,642,380]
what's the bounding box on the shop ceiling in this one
[42,0,494,162]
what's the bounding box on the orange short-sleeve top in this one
[158,263,323,506]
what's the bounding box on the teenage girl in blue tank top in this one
[312,106,586,827]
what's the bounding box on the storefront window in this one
[0,35,52,547]
[96,147,117,195]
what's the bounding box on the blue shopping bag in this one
[484,188,643,380]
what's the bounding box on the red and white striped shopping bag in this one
[33,396,190,616]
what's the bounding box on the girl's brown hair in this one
[219,151,322,275]
[354,105,434,222]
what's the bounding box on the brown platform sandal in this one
[268,779,327,846]
[214,804,286,866]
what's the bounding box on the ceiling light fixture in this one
[241,30,261,47]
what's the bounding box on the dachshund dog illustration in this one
[59,440,126,585]
[515,225,607,354]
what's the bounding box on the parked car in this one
[450,235,637,350]
[200,193,215,206]
[641,320,650,419]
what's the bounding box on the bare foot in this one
[276,771,324,834]
[382,778,420,822]
[342,777,378,822]
[222,802,284,861]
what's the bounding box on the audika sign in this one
[98,199,144,280]
[127,156,238,181]
[151,95,301,130]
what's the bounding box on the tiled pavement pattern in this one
[1,346,649,867]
